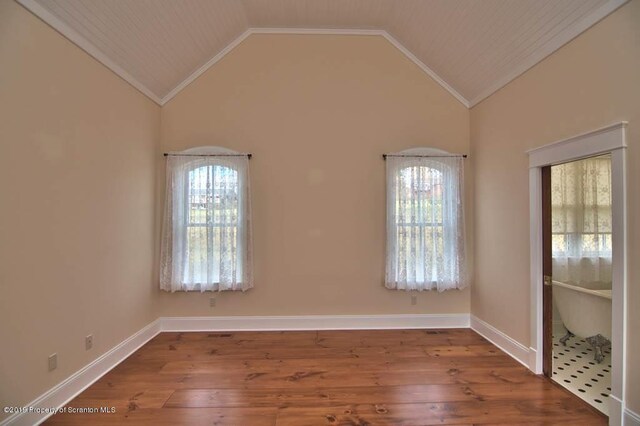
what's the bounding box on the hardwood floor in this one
[45,329,606,425]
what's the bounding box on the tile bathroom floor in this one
[553,323,612,416]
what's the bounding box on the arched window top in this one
[181,146,238,155]
[161,145,252,292]
[175,146,246,173]
[392,147,459,172]
[397,147,451,156]
[385,147,466,292]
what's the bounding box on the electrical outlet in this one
[48,353,57,371]
[85,334,93,350]
[411,295,417,306]
[209,297,216,307]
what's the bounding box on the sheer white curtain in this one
[160,147,253,292]
[385,148,466,291]
[551,155,612,288]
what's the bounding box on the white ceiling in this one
[18,0,627,107]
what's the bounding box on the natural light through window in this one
[551,154,612,285]
[385,149,466,291]
[186,165,240,284]
[160,147,253,292]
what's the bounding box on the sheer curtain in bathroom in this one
[551,155,612,286]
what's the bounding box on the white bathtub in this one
[553,280,611,362]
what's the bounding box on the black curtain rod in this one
[382,154,467,160]
[164,153,252,159]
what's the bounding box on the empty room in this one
[1,0,639,425]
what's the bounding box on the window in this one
[551,154,611,285]
[385,148,466,291]
[160,147,252,292]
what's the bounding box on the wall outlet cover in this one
[48,353,57,371]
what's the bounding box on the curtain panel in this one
[160,147,253,292]
[385,149,466,291]
[551,155,612,287]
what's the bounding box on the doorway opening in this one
[527,122,627,424]
[544,154,613,415]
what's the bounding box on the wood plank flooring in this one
[44,329,606,425]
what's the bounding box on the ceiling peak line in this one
[15,0,471,108]
[161,28,470,107]
[16,0,629,109]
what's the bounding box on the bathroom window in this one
[160,147,253,292]
[551,154,612,285]
[385,148,466,291]
[551,155,612,257]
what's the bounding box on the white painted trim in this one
[1,314,469,425]
[528,122,628,168]
[611,395,624,426]
[610,145,628,425]
[610,395,640,426]
[469,0,629,107]
[528,347,539,373]
[470,315,530,368]
[250,28,384,36]
[161,314,470,332]
[15,0,163,105]
[1,319,162,426]
[379,32,469,107]
[529,166,544,374]
[15,0,629,109]
[160,29,252,105]
[161,28,470,107]
[624,405,640,426]
[527,122,627,425]
[11,3,470,108]
[11,311,634,425]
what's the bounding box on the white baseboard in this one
[2,313,468,426]
[613,394,640,426]
[625,405,640,426]
[1,319,162,426]
[161,313,470,332]
[611,394,624,426]
[470,315,531,369]
[9,312,634,426]
[528,347,540,374]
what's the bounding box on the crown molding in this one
[161,28,470,107]
[16,0,470,108]
[13,0,472,109]
[160,29,253,105]
[468,0,629,108]
[16,0,630,109]
[379,31,469,108]
[16,0,164,105]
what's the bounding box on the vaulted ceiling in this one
[18,0,627,107]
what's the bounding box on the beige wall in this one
[0,1,160,419]
[158,34,471,316]
[470,0,640,412]
[9,0,637,416]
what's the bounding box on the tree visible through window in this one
[185,165,239,284]
[160,147,253,292]
[396,166,444,284]
[385,148,466,291]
